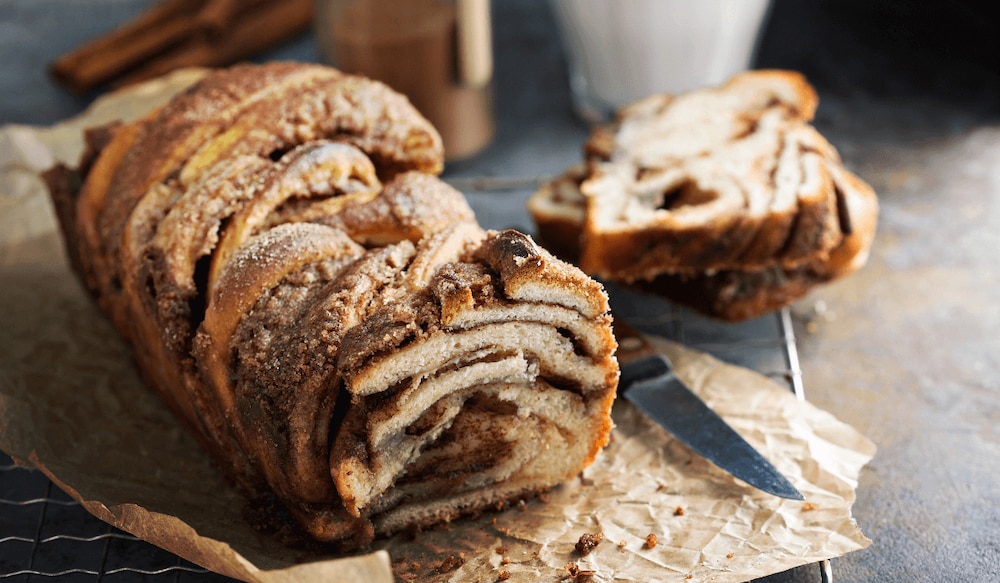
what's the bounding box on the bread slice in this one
[528,70,878,321]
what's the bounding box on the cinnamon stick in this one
[50,0,201,93]
[114,0,314,89]
[49,0,312,94]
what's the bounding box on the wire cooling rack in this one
[0,455,231,582]
[0,183,830,583]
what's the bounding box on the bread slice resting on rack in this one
[44,62,618,548]
[528,70,878,322]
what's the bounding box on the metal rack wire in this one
[0,460,230,582]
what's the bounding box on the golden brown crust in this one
[819,165,879,280]
[317,171,477,246]
[49,62,617,549]
[474,230,610,319]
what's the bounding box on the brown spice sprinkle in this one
[497,569,511,581]
[501,557,511,565]
[575,532,604,556]
[436,554,465,574]
[726,552,735,559]
[496,545,508,555]
[802,502,818,511]
[617,540,627,552]
[674,505,685,516]
[644,533,658,549]
[564,563,596,581]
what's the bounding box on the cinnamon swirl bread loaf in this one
[45,62,618,548]
[529,70,878,321]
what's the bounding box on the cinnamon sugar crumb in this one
[538,492,552,504]
[497,569,511,581]
[564,563,596,581]
[644,533,658,549]
[617,540,627,552]
[436,554,465,574]
[496,545,508,555]
[726,552,735,559]
[575,532,603,556]
[674,505,685,516]
[802,502,817,511]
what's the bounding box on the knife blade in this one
[616,323,804,500]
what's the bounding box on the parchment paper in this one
[0,70,874,582]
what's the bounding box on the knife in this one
[615,322,804,500]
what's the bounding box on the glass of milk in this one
[550,0,773,123]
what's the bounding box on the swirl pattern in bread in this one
[529,70,878,321]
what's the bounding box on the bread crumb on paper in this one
[674,505,685,516]
[564,563,596,581]
[575,532,603,556]
[803,502,817,511]
[644,533,658,549]
[436,553,465,574]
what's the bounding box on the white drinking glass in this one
[551,0,773,123]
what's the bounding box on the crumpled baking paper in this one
[0,70,874,582]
